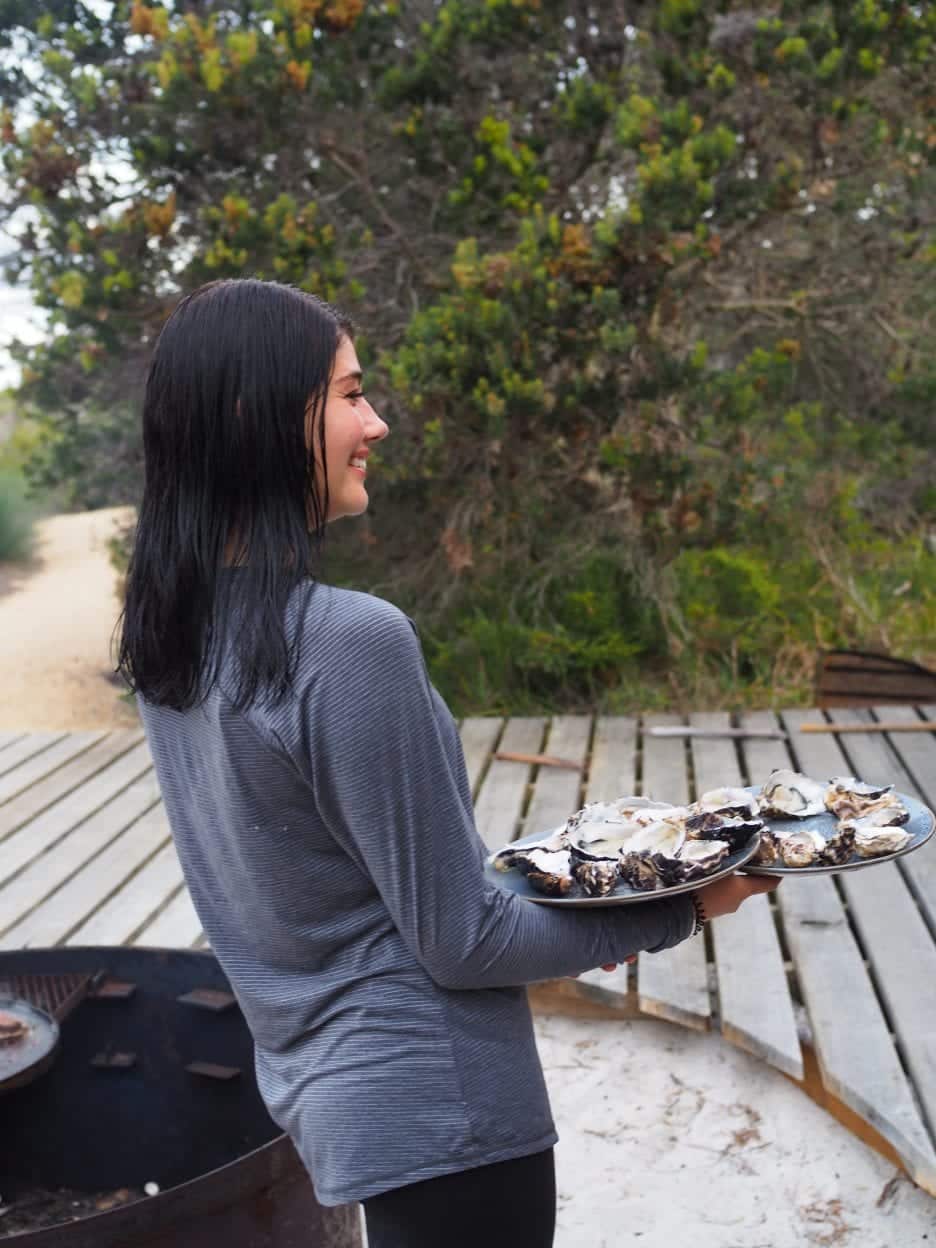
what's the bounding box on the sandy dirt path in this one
[0,506,141,731]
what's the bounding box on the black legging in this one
[362,1148,556,1248]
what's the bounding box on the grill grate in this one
[0,972,103,1021]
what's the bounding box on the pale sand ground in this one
[536,1013,934,1248]
[0,506,140,731]
[2,510,934,1243]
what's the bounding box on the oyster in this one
[759,769,827,818]
[777,828,827,868]
[852,823,913,859]
[654,838,730,884]
[685,809,763,852]
[567,797,680,832]
[825,777,897,820]
[490,826,567,872]
[563,806,689,862]
[696,787,761,820]
[520,848,575,896]
[819,826,856,866]
[619,851,662,891]
[572,858,620,897]
[839,805,913,858]
[751,830,782,865]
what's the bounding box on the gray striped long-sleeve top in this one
[136,576,694,1206]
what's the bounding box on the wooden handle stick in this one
[798,721,936,734]
[492,751,583,771]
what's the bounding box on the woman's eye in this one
[345,389,365,404]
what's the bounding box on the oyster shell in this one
[826,776,894,819]
[685,809,763,852]
[572,858,620,897]
[751,830,782,865]
[490,826,567,872]
[619,851,662,891]
[851,822,913,858]
[697,787,761,820]
[759,769,828,818]
[819,825,856,866]
[563,806,689,862]
[520,847,575,896]
[839,805,913,858]
[777,828,827,868]
[654,838,730,884]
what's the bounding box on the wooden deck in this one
[2,707,935,1195]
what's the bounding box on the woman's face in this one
[311,335,389,524]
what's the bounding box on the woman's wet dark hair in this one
[114,278,355,712]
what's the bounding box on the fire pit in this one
[0,946,360,1246]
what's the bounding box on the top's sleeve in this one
[303,602,694,991]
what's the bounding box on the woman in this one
[117,278,779,1248]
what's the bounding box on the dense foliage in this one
[2,0,934,711]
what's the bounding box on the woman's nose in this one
[367,408,389,441]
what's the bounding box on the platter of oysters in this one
[485,770,934,907]
[486,789,763,907]
[738,769,933,877]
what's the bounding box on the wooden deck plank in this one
[0,740,156,892]
[472,717,545,852]
[777,708,936,1189]
[458,717,503,798]
[637,713,710,1032]
[0,800,171,949]
[132,885,203,949]
[861,704,936,935]
[779,860,936,1190]
[0,732,30,756]
[690,710,802,1079]
[818,706,936,1138]
[0,730,142,841]
[0,731,71,783]
[520,715,590,838]
[0,758,161,931]
[66,838,185,946]
[586,716,637,802]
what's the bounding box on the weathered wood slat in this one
[458,717,503,799]
[778,708,936,1189]
[865,704,936,935]
[0,732,29,755]
[0,731,141,841]
[780,865,936,1190]
[0,732,71,784]
[637,713,710,1032]
[133,884,203,949]
[472,717,545,852]
[0,753,160,933]
[815,707,936,1138]
[586,716,637,803]
[0,742,157,895]
[0,800,170,949]
[521,716,589,839]
[67,838,185,946]
[691,710,802,1079]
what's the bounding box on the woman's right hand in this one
[692,870,781,919]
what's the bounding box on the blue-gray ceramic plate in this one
[484,826,761,908]
[738,788,934,877]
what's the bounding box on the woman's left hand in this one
[601,955,637,971]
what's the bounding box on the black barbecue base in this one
[0,947,360,1247]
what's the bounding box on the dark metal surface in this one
[0,946,361,1247]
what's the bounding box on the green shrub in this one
[0,468,41,563]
